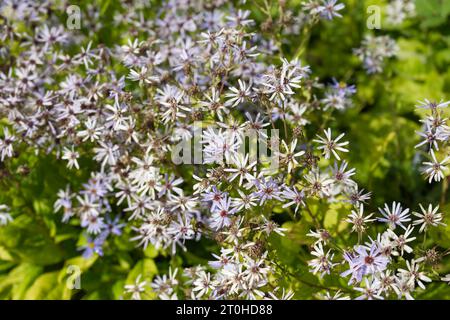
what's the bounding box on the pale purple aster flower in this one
[377,201,411,230]
[210,196,238,230]
[78,236,104,258]
[253,177,282,205]
[318,0,345,20]
[354,277,383,300]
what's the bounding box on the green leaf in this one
[24,271,64,299]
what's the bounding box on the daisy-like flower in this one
[308,242,336,277]
[253,177,282,205]
[415,123,439,151]
[392,274,415,300]
[314,128,349,160]
[304,169,334,197]
[199,87,229,121]
[78,236,104,258]
[421,150,450,183]
[412,203,446,232]
[124,275,147,300]
[156,174,184,198]
[243,252,271,286]
[345,204,376,237]
[345,187,372,206]
[375,270,397,295]
[167,214,195,253]
[169,191,198,212]
[377,201,411,230]
[387,225,416,256]
[307,229,332,245]
[77,118,104,142]
[331,160,356,187]
[202,186,227,211]
[232,189,258,211]
[81,214,105,235]
[279,139,305,173]
[192,271,216,299]
[354,277,383,300]
[281,186,306,213]
[258,216,287,236]
[151,268,179,300]
[353,241,390,276]
[224,153,257,186]
[0,128,15,161]
[416,99,450,110]
[210,196,238,230]
[127,66,159,86]
[208,248,234,269]
[261,58,303,101]
[62,146,80,170]
[318,0,345,20]
[224,79,252,107]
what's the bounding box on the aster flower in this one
[279,139,305,173]
[210,196,238,230]
[345,187,372,206]
[151,268,179,300]
[397,260,432,290]
[253,177,282,205]
[354,277,383,300]
[281,186,306,213]
[412,203,446,232]
[308,242,336,277]
[421,150,450,183]
[353,242,390,276]
[307,229,332,245]
[392,274,415,300]
[416,99,450,110]
[208,248,234,269]
[78,236,104,258]
[304,169,334,197]
[0,128,15,161]
[377,201,411,230]
[62,146,80,170]
[192,271,216,299]
[345,204,376,237]
[167,214,195,253]
[314,128,349,160]
[318,0,345,20]
[231,189,258,211]
[266,288,295,300]
[101,214,125,237]
[258,216,287,236]
[224,79,252,107]
[124,275,148,300]
[387,225,416,256]
[224,153,257,186]
[331,160,356,187]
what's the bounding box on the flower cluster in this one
[0,0,448,301]
[415,99,450,183]
[386,0,416,25]
[353,35,398,74]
